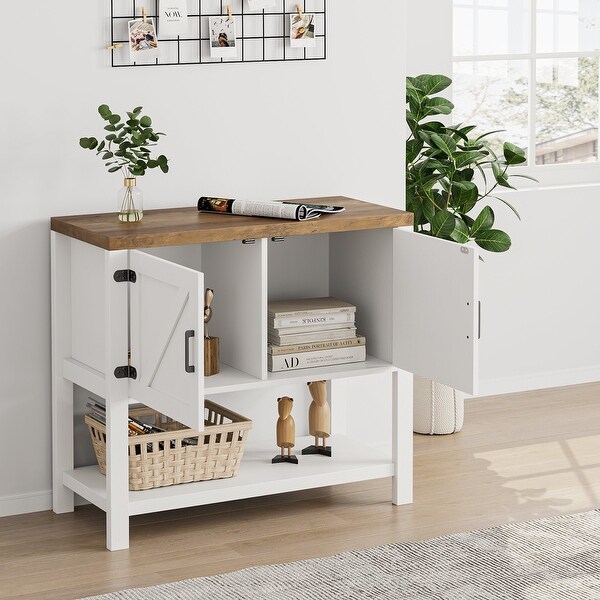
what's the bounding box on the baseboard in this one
[0,490,52,517]
[477,365,600,397]
[0,490,90,518]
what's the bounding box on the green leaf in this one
[98,104,111,119]
[88,138,98,150]
[140,115,152,127]
[102,151,114,159]
[147,159,158,168]
[104,124,116,132]
[108,165,121,173]
[503,142,527,165]
[475,229,512,252]
[430,133,457,157]
[97,140,106,152]
[157,154,168,166]
[454,168,474,182]
[450,181,478,210]
[489,195,522,220]
[133,106,143,114]
[453,150,486,169]
[160,164,169,173]
[431,210,455,239]
[470,206,495,237]
[106,134,117,141]
[108,114,121,125]
[407,139,424,163]
[127,119,140,128]
[450,217,470,243]
[425,97,454,115]
[79,137,91,149]
[413,74,452,95]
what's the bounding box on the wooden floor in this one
[2,382,600,600]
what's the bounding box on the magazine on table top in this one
[197,197,345,221]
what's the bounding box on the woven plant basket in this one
[85,400,252,491]
[413,375,466,435]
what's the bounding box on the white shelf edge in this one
[206,356,396,395]
[62,435,393,516]
[62,358,105,396]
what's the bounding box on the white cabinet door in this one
[393,229,479,395]
[129,250,204,431]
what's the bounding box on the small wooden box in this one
[204,336,220,376]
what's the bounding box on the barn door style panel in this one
[129,250,204,430]
[393,229,479,395]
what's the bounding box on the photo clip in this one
[227,4,233,20]
[142,6,147,23]
[296,3,303,17]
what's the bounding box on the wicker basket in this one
[85,400,252,491]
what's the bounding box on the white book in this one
[268,326,357,346]
[268,335,366,356]
[268,297,356,318]
[268,346,366,372]
[271,310,355,329]
[269,321,354,335]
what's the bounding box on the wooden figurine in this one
[203,288,220,376]
[302,380,331,457]
[272,396,298,464]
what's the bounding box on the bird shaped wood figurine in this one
[302,380,332,457]
[272,396,298,464]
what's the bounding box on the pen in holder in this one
[204,288,220,376]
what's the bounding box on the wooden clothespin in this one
[296,3,303,17]
[142,6,147,23]
[227,4,232,20]
[106,43,123,51]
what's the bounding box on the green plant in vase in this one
[406,74,534,252]
[80,105,169,222]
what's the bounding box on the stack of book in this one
[267,297,366,372]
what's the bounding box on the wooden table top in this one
[51,196,413,250]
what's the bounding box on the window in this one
[453,0,600,165]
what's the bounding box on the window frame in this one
[453,0,600,184]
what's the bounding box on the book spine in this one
[271,311,355,329]
[268,335,366,355]
[268,346,366,372]
[269,321,355,335]
[268,327,357,345]
[268,306,355,318]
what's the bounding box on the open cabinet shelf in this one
[63,435,394,516]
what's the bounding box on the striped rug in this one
[81,510,600,599]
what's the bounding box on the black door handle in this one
[185,330,195,373]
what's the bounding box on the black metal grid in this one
[109,0,326,67]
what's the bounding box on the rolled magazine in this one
[197,197,345,221]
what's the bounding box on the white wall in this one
[0,1,406,515]
[407,1,600,396]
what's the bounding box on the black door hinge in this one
[113,269,137,283]
[114,365,137,379]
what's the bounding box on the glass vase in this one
[118,178,143,222]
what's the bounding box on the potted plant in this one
[406,73,534,434]
[80,105,169,222]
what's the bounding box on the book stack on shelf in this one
[267,297,366,372]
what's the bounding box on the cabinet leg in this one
[392,369,413,506]
[52,378,75,514]
[105,393,129,551]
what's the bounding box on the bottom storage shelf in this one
[63,435,394,516]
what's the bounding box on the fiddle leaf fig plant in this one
[406,74,534,252]
[79,104,169,177]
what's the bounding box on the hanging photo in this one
[247,0,277,10]
[159,0,188,36]
[290,13,316,48]
[209,16,238,58]
[128,18,160,62]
